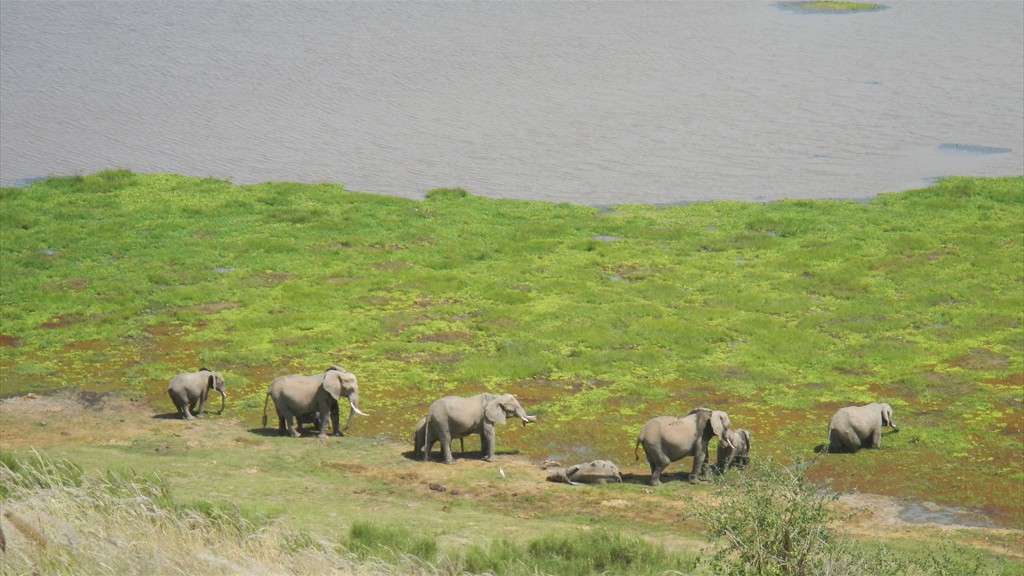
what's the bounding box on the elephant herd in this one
[166,367,899,486]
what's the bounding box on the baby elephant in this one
[547,460,623,485]
[716,428,751,473]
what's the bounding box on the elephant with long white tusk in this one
[263,366,367,438]
[167,368,226,420]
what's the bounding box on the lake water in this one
[1,1,1021,205]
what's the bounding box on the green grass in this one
[1,172,1022,526]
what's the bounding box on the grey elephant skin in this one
[413,416,465,457]
[828,402,898,453]
[421,393,536,464]
[547,460,622,485]
[263,366,367,438]
[716,428,751,473]
[166,368,226,420]
[635,408,732,486]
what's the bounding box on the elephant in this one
[716,428,751,473]
[828,402,899,453]
[546,460,623,485]
[295,400,339,435]
[166,368,226,420]
[635,408,732,486]
[421,393,537,464]
[263,366,367,438]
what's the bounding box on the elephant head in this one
[320,366,367,432]
[879,403,898,431]
[484,393,537,427]
[200,367,227,414]
[692,407,732,448]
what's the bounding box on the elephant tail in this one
[262,393,271,428]
[634,434,643,462]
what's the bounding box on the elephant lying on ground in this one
[264,366,367,438]
[167,368,226,420]
[546,460,623,485]
[828,402,898,453]
[635,408,732,486]
[717,428,751,473]
[422,393,537,464]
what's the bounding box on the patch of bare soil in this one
[0,392,1020,558]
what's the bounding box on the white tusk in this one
[351,406,369,416]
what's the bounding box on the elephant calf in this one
[167,368,226,420]
[546,460,623,485]
[828,402,899,453]
[716,428,751,473]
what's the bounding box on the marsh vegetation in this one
[0,173,1021,573]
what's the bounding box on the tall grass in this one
[0,452,699,575]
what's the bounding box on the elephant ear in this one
[206,373,215,390]
[320,371,343,401]
[710,411,730,437]
[485,398,507,425]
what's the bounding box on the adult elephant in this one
[263,366,367,438]
[635,408,732,486]
[828,402,898,453]
[167,368,226,420]
[421,393,537,464]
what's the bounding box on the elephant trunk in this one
[343,391,368,432]
[513,404,536,427]
[217,389,227,414]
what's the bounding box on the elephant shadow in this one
[153,411,225,420]
[248,427,286,437]
[403,448,523,462]
[813,443,830,454]
[619,471,695,485]
[152,412,183,420]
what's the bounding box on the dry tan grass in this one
[0,457,439,576]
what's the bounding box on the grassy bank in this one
[0,172,1021,570]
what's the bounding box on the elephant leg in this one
[286,415,300,438]
[691,449,709,483]
[646,450,670,486]
[441,436,455,464]
[278,416,288,436]
[316,408,330,438]
[481,427,497,462]
[870,428,882,449]
[196,391,208,417]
